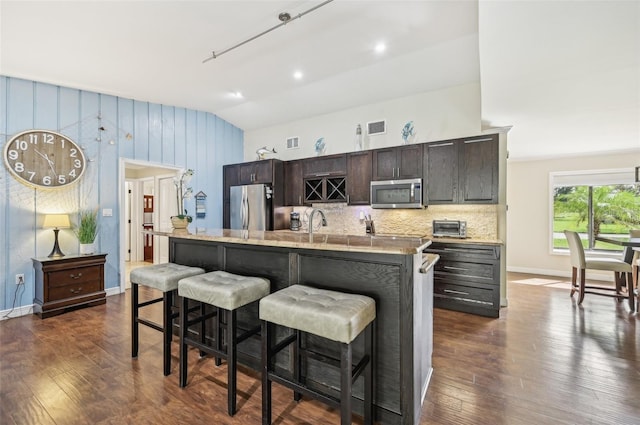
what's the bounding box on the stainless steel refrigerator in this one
[229,184,272,230]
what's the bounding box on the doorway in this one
[119,159,181,292]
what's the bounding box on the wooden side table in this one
[32,253,107,319]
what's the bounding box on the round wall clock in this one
[3,129,87,189]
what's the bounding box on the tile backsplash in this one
[293,203,499,239]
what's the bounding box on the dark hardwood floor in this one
[1,272,638,424]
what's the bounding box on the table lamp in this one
[43,214,71,257]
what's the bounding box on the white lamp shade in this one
[43,214,71,229]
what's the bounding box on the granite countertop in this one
[145,228,431,255]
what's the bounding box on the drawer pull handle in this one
[69,288,82,294]
[444,289,469,296]
[69,273,83,279]
[444,266,469,271]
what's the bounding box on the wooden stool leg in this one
[261,321,273,425]
[340,342,352,425]
[199,302,207,357]
[364,322,374,425]
[294,329,302,401]
[131,283,139,358]
[162,290,173,376]
[179,295,189,387]
[215,307,222,366]
[227,309,237,416]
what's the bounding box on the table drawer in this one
[48,266,102,288]
[48,279,102,302]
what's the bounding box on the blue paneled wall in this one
[0,76,243,312]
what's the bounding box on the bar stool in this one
[130,262,205,376]
[178,270,270,416]
[260,284,376,425]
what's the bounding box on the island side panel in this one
[296,250,409,418]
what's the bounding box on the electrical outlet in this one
[16,274,24,285]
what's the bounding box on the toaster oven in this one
[432,220,467,238]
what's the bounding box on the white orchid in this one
[174,169,194,222]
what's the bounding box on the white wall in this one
[244,83,480,161]
[507,149,640,279]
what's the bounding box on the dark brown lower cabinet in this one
[424,242,501,317]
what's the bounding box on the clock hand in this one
[34,148,58,177]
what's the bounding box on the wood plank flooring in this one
[1,272,638,424]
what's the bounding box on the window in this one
[551,169,640,253]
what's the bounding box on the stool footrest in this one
[185,310,217,328]
[137,296,163,308]
[183,324,260,360]
[268,372,340,409]
[272,333,297,356]
[137,317,165,333]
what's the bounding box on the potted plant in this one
[75,209,99,254]
[172,169,194,229]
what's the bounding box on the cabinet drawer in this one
[48,280,102,302]
[426,243,499,261]
[434,259,497,282]
[433,280,495,305]
[48,266,102,287]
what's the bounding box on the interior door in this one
[157,176,178,263]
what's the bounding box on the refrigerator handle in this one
[241,186,249,230]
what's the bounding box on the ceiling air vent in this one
[367,120,386,136]
[286,136,299,149]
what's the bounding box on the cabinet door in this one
[223,165,239,228]
[284,160,304,206]
[397,145,422,179]
[459,136,498,204]
[303,154,347,177]
[253,160,274,184]
[372,148,397,180]
[238,163,255,184]
[425,141,458,204]
[346,151,372,205]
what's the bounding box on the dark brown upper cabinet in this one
[284,159,304,206]
[372,145,423,181]
[346,151,372,205]
[425,135,498,204]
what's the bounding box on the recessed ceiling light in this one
[374,42,386,53]
[293,71,303,80]
[233,91,243,98]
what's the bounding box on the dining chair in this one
[564,230,634,310]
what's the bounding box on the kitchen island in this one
[147,228,437,425]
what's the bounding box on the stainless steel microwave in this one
[370,178,423,209]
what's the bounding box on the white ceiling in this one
[1,1,638,160]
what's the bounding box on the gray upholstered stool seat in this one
[178,270,270,310]
[131,262,205,292]
[260,284,376,425]
[131,262,204,376]
[259,284,376,344]
[178,270,270,417]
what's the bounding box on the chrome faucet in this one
[308,208,328,234]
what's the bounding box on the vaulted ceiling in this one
[2,1,638,160]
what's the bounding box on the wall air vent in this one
[286,136,299,149]
[367,120,386,136]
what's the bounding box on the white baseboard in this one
[106,286,123,297]
[1,287,123,320]
[0,304,34,320]
[507,266,613,282]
